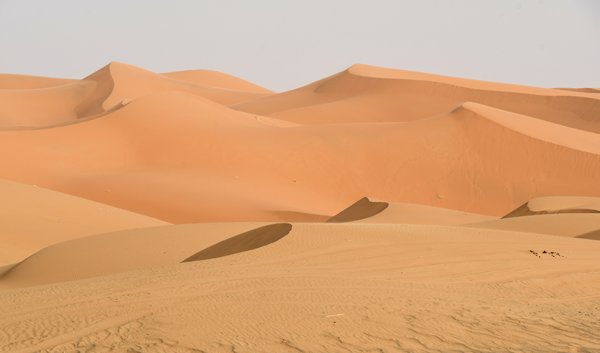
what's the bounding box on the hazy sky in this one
[0,0,598,91]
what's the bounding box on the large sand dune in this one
[0,62,272,129]
[0,68,599,218]
[234,64,600,132]
[1,63,599,352]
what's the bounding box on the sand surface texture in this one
[1,63,599,352]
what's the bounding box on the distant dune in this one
[1,63,599,352]
[0,62,272,129]
[234,64,600,132]
[0,64,599,219]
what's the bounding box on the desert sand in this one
[0,63,599,352]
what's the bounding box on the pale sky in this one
[0,0,598,91]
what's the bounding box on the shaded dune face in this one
[183,223,293,262]
[504,203,600,218]
[327,197,389,223]
[577,229,600,240]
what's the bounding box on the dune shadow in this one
[576,229,600,241]
[327,197,389,223]
[182,223,292,262]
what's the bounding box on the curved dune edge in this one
[503,196,600,218]
[577,229,600,241]
[183,223,292,262]
[347,64,600,99]
[455,103,600,155]
[465,213,600,238]
[327,197,389,223]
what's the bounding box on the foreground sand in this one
[1,223,599,352]
[1,63,599,352]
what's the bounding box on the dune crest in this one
[234,64,600,132]
[162,69,273,93]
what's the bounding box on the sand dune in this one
[234,64,600,133]
[81,62,273,114]
[0,222,271,288]
[0,91,332,222]
[0,85,599,218]
[0,179,166,267]
[1,223,600,352]
[0,62,272,129]
[1,62,600,352]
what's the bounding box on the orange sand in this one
[1,63,599,352]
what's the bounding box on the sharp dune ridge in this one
[1,62,600,352]
[234,63,600,132]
